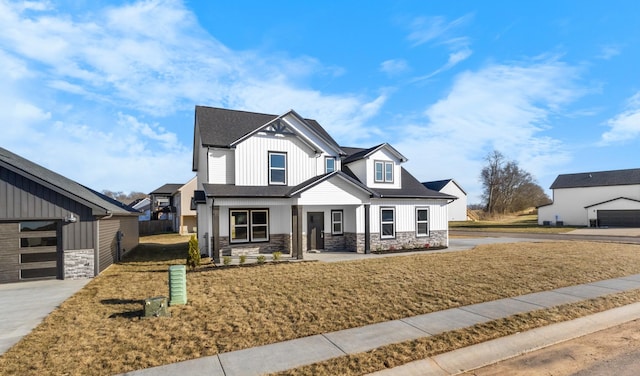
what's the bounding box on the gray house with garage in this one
[538,168,640,227]
[0,147,139,284]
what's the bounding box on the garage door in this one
[597,210,640,227]
[0,221,61,284]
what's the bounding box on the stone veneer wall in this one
[219,233,291,256]
[64,249,94,279]
[370,230,447,252]
[323,233,347,251]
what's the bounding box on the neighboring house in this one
[0,147,139,284]
[192,106,456,261]
[422,179,467,221]
[538,168,640,227]
[149,183,182,221]
[174,177,197,235]
[131,197,151,221]
[149,180,197,235]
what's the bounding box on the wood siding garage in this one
[598,210,640,227]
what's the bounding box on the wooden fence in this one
[139,220,174,235]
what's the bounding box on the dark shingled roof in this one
[422,179,451,192]
[149,183,183,195]
[195,106,341,149]
[0,147,138,216]
[341,166,456,200]
[550,168,640,189]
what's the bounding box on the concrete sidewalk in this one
[121,274,640,376]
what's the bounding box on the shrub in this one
[239,254,247,265]
[257,255,266,264]
[186,235,200,270]
[223,256,231,266]
[272,251,282,261]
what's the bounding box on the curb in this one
[368,301,640,375]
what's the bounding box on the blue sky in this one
[1,0,639,203]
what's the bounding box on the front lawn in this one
[2,235,640,375]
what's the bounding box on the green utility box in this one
[169,265,187,306]
[144,296,169,317]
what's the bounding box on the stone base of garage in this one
[64,249,95,279]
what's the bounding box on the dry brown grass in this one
[2,237,640,375]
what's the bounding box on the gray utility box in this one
[144,296,170,317]
[169,265,187,306]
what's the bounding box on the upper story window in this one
[325,157,336,173]
[374,161,394,183]
[269,152,287,185]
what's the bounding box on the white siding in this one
[295,178,370,206]
[366,149,402,189]
[587,198,640,221]
[539,184,640,226]
[217,203,290,237]
[235,135,317,186]
[346,159,366,183]
[370,199,448,233]
[208,149,235,184]
[440,181,467,221]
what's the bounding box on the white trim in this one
[416,207,429,237]
[380,207,395,239]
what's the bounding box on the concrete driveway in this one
[0,278,89,354]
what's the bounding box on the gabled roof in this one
[149,183,183,196]
[288,171,375,197]
[422,179,467,195]
[342,143,408,164]
[584,196,640,208]
[550,168,640,189]
[0,147,137,216]
[195,106,343,153]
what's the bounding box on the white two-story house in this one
[192,106,456,261]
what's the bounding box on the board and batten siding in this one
[369,200,448,234]
[235,134,318,186]
[295,178,370,206]
[216,202,291,236]
[1,166,96,251]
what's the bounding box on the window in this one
[325,157,336,173]
[20,221,57,232]
[230,210,249,242]
[230,209,269,243]
[331,210,343,235]
[374,161,394,183]
[251,210,269,241]
[380,208,395,239]
[269,152,287,185]
[20,237,57,247]
[416,208,429,237]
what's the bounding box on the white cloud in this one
[406,14,473,81]
[407,14,473,47]
[598,45,621,60]
[0,0,386,193]
[600,92,640,144]
[395,59,582,202]
[380,59,409,75]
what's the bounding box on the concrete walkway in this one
[120,274,640,376]
[0,278,90,354]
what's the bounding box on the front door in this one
[307,212,324,250]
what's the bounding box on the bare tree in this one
[480,150,550,214]
[102,190,147,205]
